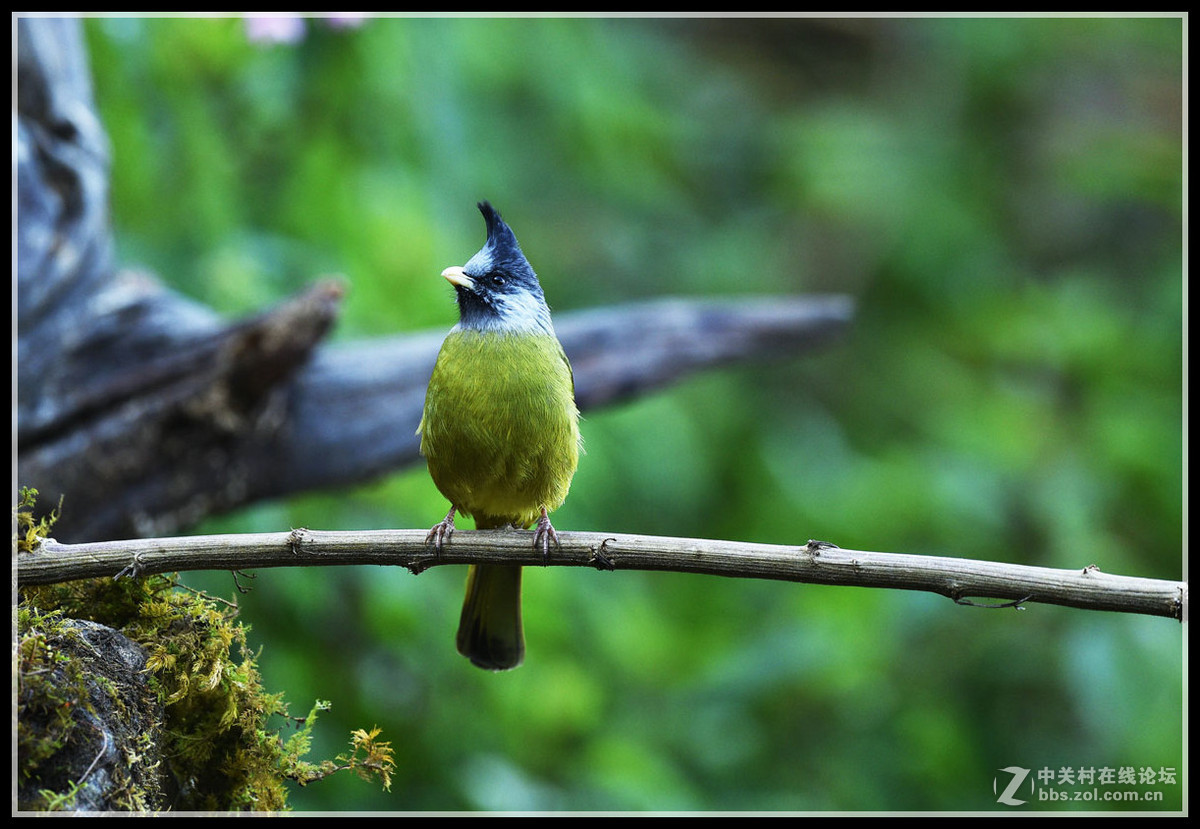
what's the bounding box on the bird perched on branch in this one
[419,201,581,670]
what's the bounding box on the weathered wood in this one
[15,18,853,542]
[22,530,1186,621]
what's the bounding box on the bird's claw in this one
[426,507,457,555]
[532,507,561,565]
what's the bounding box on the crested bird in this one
[419,201,581,670]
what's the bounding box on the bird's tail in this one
[457,565,523,670]
[456,514,524,670]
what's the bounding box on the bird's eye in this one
[489,274,506,288]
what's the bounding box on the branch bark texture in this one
[20,530,1186,621]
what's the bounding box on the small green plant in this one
[15,486,62,553]
[284,708,396,792]
[38,780,83,812]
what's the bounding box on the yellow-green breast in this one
[419,328,580,528]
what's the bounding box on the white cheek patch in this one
[492,289,555,334]
[455,241,555,335]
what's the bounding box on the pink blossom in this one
[244,16,307,45]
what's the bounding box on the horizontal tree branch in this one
[271,293,854,490]
[19,529,1186,621]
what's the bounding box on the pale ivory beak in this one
[442,266,474,289]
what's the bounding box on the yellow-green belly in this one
[419,329,580,528]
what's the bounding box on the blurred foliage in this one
[78,15,1182,812]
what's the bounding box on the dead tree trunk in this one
[15,17,853,543]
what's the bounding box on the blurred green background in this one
[81,14,1183,812]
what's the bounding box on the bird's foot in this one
[532,507,561,565]
[426,507,457,554]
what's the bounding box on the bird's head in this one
[443,201,553,334]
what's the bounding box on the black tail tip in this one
[459,632,524,671]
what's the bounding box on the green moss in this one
[16,489,394,812]
[16,607,86,794]
[17,602,164,811]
